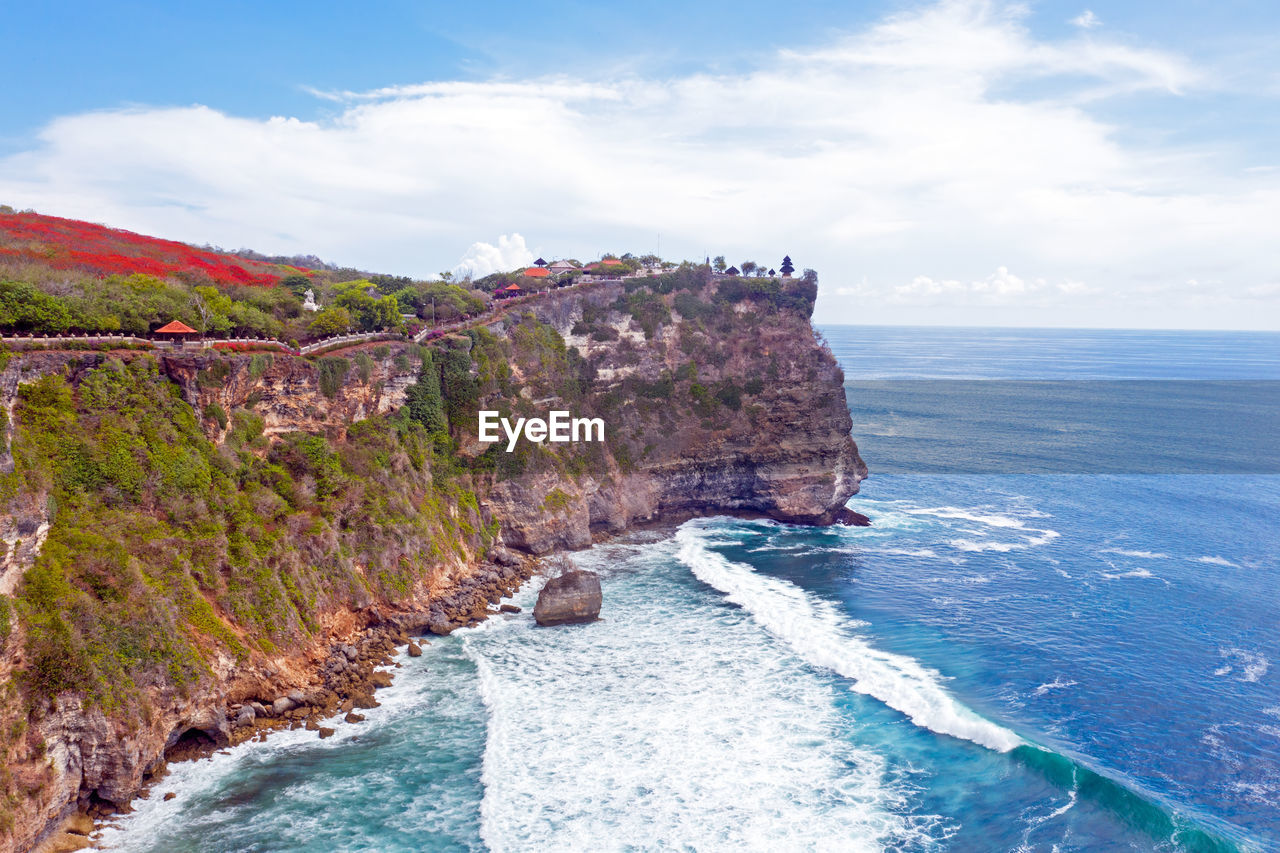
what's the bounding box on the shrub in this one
[248,352,273,379]
[317,356,350,398]
[615,290,671,339]
[353,351,375,383]
[196,359,232,389]
[715,381,743,411]
[203,403,229,430]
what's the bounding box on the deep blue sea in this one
[101,326,1280,852]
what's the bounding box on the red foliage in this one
[212,341,296,354]
[0,211,312,286]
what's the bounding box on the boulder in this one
[490,547,522,567]
[344,712,366,724]
[499,603,521,614]
[352,692,380,710]
[406,641,422,657]
[272,697,296,716]
[318,727,336,739]
[533,571,602,626]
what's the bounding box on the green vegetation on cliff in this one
[4,357,483,710]
[0,263,486,342]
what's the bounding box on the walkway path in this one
[0,276,632,360]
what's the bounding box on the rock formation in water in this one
[0,265,865,851]
[533,571,603,626]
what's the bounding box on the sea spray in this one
[463,544,927,851]
[675,520,1024,752]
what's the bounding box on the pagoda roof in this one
[155,320,197,334]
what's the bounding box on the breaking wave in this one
[675,521,1023,752]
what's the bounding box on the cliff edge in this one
[0,265,864,851]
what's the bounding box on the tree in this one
[0,281,73,333]
[712,255,726,273]
[190,292,213,335]
[279,273,312,299]
[371,295,403,330]
[741,261,758,277]
[190,286,232,335]
[309,306,352,336]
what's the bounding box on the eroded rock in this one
[533,571,602,626]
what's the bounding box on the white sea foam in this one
[873,502,1060,554]
[746,542,808,553]
[1017,762,1079,851]
[1101,548,1169,559]
[949,529,1060,553]
[99,649,437,851]
[1196,555,1240,568]
[863,546,942,559]
[1033,677,1078,696]
[1217,647,1270,683]
[676,522,1023,753]
[469,543,927,851]
[1100,567,1156,580]
[905,506,1031,528]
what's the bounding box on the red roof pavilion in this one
[154,320,197,335]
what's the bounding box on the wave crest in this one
[676,522,1023,752]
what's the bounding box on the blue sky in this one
[3,1,1279,328]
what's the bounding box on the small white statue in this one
[302,288,319,311]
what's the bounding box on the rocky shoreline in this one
[31,555,536,853]
[32,509,875,851]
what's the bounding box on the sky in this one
[2,0,1279,329]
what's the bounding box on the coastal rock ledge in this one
[534,571,603,626]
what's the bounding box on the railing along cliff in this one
[0,272,642,358]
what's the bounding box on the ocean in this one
[100,325,1280,852]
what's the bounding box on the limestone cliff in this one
[0,266,864,852]
[476,276,866,552]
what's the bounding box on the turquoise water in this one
[101,326,1280,852]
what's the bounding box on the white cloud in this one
[1071,10,1101,29]
[453,233,534,279]
[0,0,1276,328]
[883,267,1098,305]
[1244,283,1280,301]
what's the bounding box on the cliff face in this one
[0,267,864,852]
[478,278,865,552]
